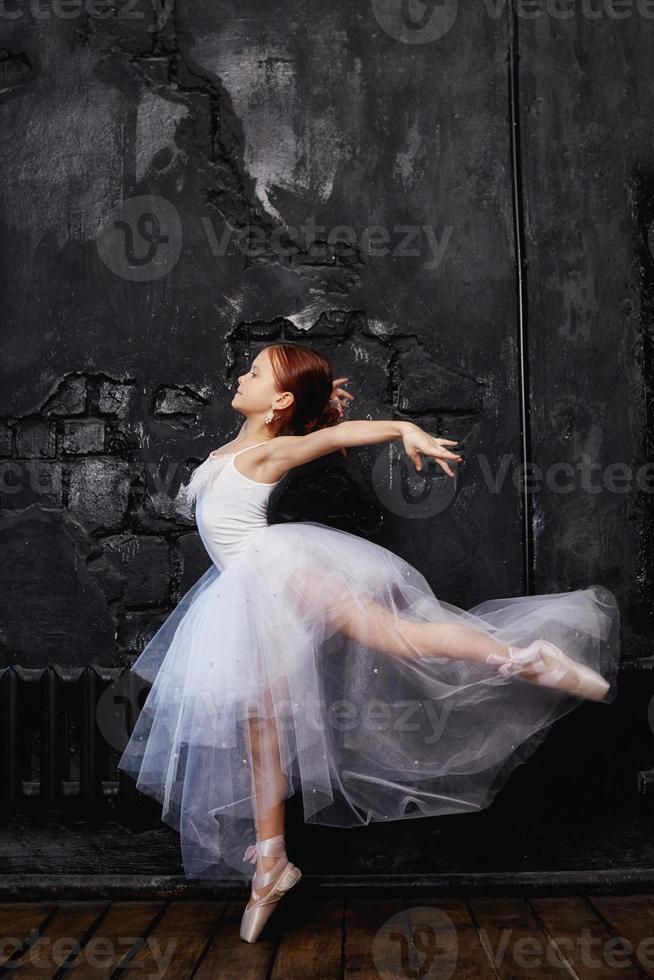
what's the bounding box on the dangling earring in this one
[264,406,274,424]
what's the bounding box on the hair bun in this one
[303,399,342,434]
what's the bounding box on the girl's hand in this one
[402,424,463,478]
[330,379,354,456]
[329,377,354,420]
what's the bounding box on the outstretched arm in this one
[268,419,463,479]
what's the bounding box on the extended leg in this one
[327,586,608,699]
[289,567,509,664]
[287,569,608,700]
[338,595,510,663]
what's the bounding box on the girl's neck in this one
[238,421,276,443]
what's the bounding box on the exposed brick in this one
[41,375,87,417]
[98,381,137,417]
[67,458,130,532]
[62,420,105,454]
[15,421,56,458]
[152,386,208,415]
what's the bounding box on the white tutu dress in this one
[118,441,621,882]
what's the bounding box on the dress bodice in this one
[177,441,282,568]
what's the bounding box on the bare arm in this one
[268,419,462,479]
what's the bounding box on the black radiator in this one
[0,665,153,820]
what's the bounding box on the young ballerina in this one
[118,341,620,944]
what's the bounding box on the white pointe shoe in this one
[239,832,302,943]
[485,639,610,702]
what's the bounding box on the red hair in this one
[264,342,342,437]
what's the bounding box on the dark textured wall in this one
[0,1,649,672]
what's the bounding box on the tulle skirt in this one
[117,520,621,882]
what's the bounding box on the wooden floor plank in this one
[409,898,498,978]
[2,892,654,978]
[113,901,226,979]
[3,902,108,978]
[191,900,277,979]
[528,895,640,980]
[529,895,649,979]
[586,894,654,978]
[0,904,56,968]
[270,899,342,979]
[61,901,164,978]
[344,898,421,979]
[470,897,578,979]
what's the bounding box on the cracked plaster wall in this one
[0,2,648,666]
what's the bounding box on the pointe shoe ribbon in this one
[486,640,610,702]
[242,832,288,897]
[486,644,566,681]
[240,833,302,943]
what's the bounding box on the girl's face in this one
[232,348,292,418]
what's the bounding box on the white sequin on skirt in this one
[117,520,621,882]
